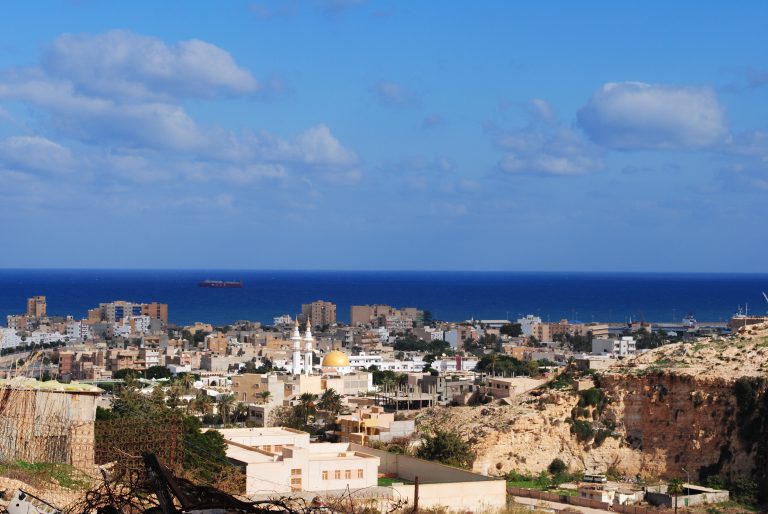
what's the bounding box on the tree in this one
[667,478,684,514]
[318,388,343,420]
[416,430,474,469]
[217,394,236,425]
[548,458,567,475]
[297,392,318,427]
[234,402,249,424]
[500,323,523,337]
[193,392,214,417]
[145,365,172,380]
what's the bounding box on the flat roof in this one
[226,444,274,464]
[216,426,308,438]
[0,378,102,394]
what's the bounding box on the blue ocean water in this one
[0,269,766,326]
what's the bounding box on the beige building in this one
[480,377,546,399]
[205,332,229,354]
[220,427,379,495]
[26,296,47,318]
[301,300,337,328]
[336,405,415,444]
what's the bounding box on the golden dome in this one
[322,351,350,367]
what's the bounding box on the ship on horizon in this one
[198,279,243,288]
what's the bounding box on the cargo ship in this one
[198,280,243,288]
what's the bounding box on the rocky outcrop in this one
[418,328,768,489]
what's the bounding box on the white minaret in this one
[303,319,314,376]
[291,318,302,375]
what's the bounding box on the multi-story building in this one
[350,305,423,329]
[6,315,29,331]
[66,319,91,341]
[591,336,636,357]
[26,296,47,319]
[336,405,415,444]
[89,301,168,325]
[301,300,337,328]
[220,427,379,495]
[205,332,229,354]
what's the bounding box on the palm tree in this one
[217,393,236,425]
[318,388,343,420]
[234,402,249,424]
[668,477,685,514]
[193,392,213,417]
[259,390,272,404]
[298,392,318,427]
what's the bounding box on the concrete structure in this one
[352,443,506,512]
[220,427,379,495]
[479,376,546,399]
[0,378,101,469]
[26,296,47,319]
[336,405,415,444]
[205,332,229,354]
[646,483,729,508]
[350,305,423,329]
[301,300,337,328]
[0,328,23,349]
[591,336,636,357]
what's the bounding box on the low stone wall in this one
[509,486,674,514]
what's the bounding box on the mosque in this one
[290,319,352,375]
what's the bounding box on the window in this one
[291,468,302,476]
[263,445,272,452]
[345,470,351,479]
[275,445,283,452]
[334,470,341,479]
[322,471,328,480]
[357,469,364,479]
[290,478,302,492]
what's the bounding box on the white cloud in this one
[578,82,727,150]
[373,80,420,108]
[41,30,259,100]
[494,100,602,176]
[0,136,74,175]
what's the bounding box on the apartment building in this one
[591,336,637,357]
[350,305,423,329]
[301,300,337,328]
[26,296,47,318]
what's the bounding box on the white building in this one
[517,314,543,338]
[0,328,22,349]
[66,320,91,341]
[28,331,68,345]
[592,336,636,357]
[219,427,380,495]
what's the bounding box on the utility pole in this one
[413,475,419,513]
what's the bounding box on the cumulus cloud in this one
[41,30,259,100]
[494,100,602,176]
[0,136,74,175]
[578,82,727,150]
[373,80,420,108]
[0,30,360,202]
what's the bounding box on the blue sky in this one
[0,1,766,271]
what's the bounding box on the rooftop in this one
[0,378,102,394]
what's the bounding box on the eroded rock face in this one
[419,328,768,484]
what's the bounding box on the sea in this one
[0,269,766,326]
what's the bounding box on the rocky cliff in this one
[417,324,768,491]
